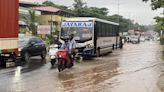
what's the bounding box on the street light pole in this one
[116,0,120,49]
[117,0,120,24]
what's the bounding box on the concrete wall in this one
[37,15,66,31]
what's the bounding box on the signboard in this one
[61,21,93,27]
[123,32,128,36]
[37,25,51,35]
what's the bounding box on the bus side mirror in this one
[30,42,35,46]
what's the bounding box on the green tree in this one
[42,1,72,12]
[88,7,109,18]
[24,10,37,36]
[154,16,164,33]
[73,0,86,8]
[107,15,135,32]
[43,0,138,33]
[73,0,87,16]
[42,1,56,6]
[143,0,164,10]
[143,0,164,32]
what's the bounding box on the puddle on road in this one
[57,60,120,91]
[1,42,164,92]
[57,42,164,92]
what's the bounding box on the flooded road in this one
[0,41,164,92]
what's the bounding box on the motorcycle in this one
[56,49,74,72]
[48,44,59,66]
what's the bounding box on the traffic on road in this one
[0,41,164,92]
[1,0,164,92]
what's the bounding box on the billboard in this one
[37,25,51,34]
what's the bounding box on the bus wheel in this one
[96,48,100,57]
[112,44,115,50]
[119,43,123,49]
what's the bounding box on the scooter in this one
[48,44,59,66]
[56,49,74,72]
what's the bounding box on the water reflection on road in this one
[0,41,164,92]
[57,42,164,92]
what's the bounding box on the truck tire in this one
[10,53,16,62]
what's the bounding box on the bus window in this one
[102,23,106,37]
[109,25,112,36]
[61,27,93,42]
[105,24,108,37]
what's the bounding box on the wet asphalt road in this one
[0,41,164,92]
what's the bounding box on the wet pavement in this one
[0,41,164,92]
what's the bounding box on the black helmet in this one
[63,35,69,42]
[69,33,74,40]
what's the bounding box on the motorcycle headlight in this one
[75,49,78,53]
[50,56,56,59]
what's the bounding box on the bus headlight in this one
[86,44,93,48]
[75,49,78,53]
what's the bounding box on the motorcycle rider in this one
[61,34,76,62]
[69,34,76,55]
[61,36,70,51]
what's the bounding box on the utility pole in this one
[117,0,120,24]
[116,0,120,49]
[50,14,53,38]
[117,0,122,36]
[128,13,131,30]
[50,0,53,37]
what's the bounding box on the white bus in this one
[60,17,121,57]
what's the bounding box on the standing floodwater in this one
[0,41,164,92]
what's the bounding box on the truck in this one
[0,0,19,66]
[128,29,141,43]
[130,35,140,43]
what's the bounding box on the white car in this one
[157,37,160,41]
[130,36,139,43]
[140,37,145,42]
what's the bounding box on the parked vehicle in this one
[157,37,160,41]
[49,44,59,66]
[0,0,19,66]
[61,17,121,58]
[126,36,131,43]
[140,36,145,42]
[19,36,47,62]
[130,35,140,44]
[56,49,74,72]
[145,36,150,41]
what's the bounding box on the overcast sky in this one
[21,0,163,25]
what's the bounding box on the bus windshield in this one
[61,27,93,42]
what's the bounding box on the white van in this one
[130,35,140,43]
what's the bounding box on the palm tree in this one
[24,10,37,36]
